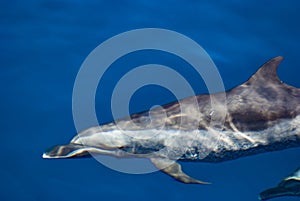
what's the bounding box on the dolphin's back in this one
[190,57,300,162]
[225,56,300,132]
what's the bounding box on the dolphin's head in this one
[42,125,167,159]
[42,126,131,159]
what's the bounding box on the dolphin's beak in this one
[42,144,93,159]
[42,143,122,159]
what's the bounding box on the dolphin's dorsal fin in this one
[246,56,283,85]
[150,158,210,184]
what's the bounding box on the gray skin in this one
[43,56,300,198]
[259,168,300,200]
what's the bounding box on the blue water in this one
[1,1,300,201]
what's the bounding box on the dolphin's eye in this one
[131,113,151,126]
[140,115,151,124]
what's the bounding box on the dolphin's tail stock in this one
[259,168,300,200]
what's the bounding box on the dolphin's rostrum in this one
[43,56,300,198]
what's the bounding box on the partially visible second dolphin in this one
[260,168,300,200]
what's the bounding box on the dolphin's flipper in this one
[259,168,300,200]
[150,158,210,184]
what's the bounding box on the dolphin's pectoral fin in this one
[259,168,300,200]
[150,158,210,184]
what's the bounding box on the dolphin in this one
[259,168,300,200]
[43,56,300,197]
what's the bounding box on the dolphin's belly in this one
[180,115,300,162]
[71,115,300,163]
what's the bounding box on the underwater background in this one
[1,0,300,201]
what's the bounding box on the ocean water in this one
[1,1,300,201]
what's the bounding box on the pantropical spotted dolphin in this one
[43,56,300,198]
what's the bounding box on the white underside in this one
[69,115,300,160]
